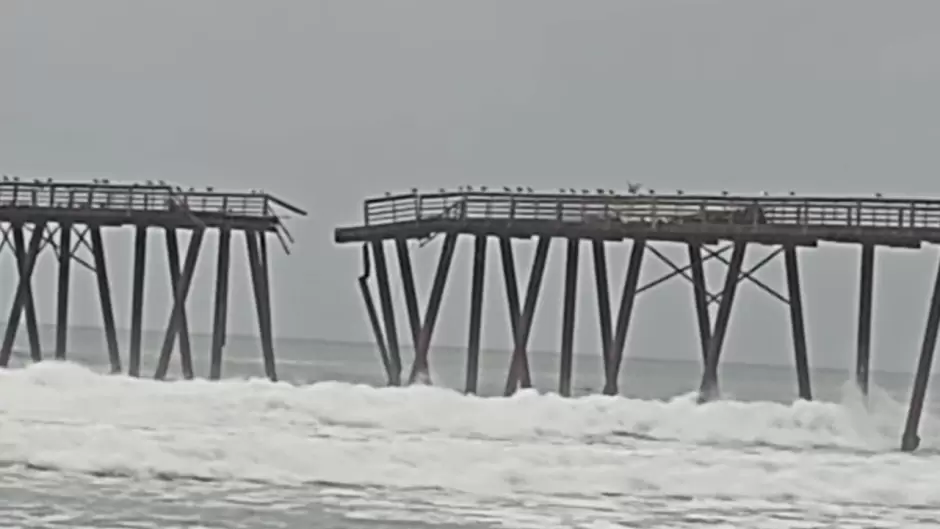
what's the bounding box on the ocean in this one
[1,325,940,528]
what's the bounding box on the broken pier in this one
[336,189,940,453]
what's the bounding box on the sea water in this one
[0,327,939,528]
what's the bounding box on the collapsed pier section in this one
[0,178,305,380]
[335,189,940,453]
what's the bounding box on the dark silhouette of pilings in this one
[0,180,304,382]
[357,235,812,403]
[856,243,875,397]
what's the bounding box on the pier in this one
[335,188,940,452]
[0,178,304,380]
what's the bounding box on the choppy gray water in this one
[2,326,940,528]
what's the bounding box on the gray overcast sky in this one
[3,1,940,373]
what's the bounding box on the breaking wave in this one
[1,361,940,508]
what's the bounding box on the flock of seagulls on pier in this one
[379,183,893,199]
[0,175,268,195]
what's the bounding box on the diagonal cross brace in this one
[643,243,788,305]
[701,245,787,305]
[166,229,195,380]
[0,222,46,366]
[154,228,205,379]
[637,244,733,296]
[502,236,552,395]
[395,234,459,385]
[603,239,646,395]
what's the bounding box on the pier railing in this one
[362,191,940,230]
[0,182,278,217]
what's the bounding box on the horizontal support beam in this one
[335,220,920,247]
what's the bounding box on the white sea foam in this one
[1,361,939,526]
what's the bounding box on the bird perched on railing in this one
[480,186,487,192]
[384,191,392,197]
[677,190,684,195]
[875,192,883,198]
[503,186,511,192]
[627,182,642,194]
